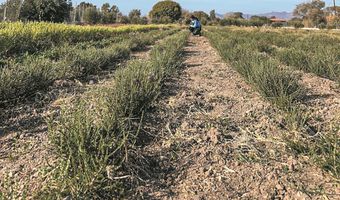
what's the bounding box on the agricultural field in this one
[0,23,339,199]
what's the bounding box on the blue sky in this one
[79,0,336,14]
[0,0,337,15]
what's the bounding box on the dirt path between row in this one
[298,72,340,131]
[133,36,339,199]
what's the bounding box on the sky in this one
[0,0,337,15]
[84,0,336,15]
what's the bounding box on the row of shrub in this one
[218,18,271,27]
[218,27,340,83]
[0,22,174,57]
[0,29,178,102]
[43,31,188,198]
[207,27,339,179]
[206,28,303,110]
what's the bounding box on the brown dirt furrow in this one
[135,36,339,199]
[298,72,340,131]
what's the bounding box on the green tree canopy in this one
[19,0,39,21]
[210,9,216,21]
[129,9,141,24]
[83,6,101,24]
[293,0,326,27]
[225,12,244,19]
[100,3,119,23]
[19,0,71,22]
[0,0,21,21]
[192,11,210,25]
[101,3,110,13]
[249,16,271,26]
[149,0,182,23]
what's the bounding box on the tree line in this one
[0,0,146,24]
[0,0,339,28]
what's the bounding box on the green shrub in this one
[271,22,284,28]
[288,18,304,28]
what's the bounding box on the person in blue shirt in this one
[189,15,202,36]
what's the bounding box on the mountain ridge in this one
[217,11,293,19]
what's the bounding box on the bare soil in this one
[298,72,340,131]
[130,36,339,199]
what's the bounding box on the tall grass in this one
[44,31,188,198]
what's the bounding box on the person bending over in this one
[189,15,202,36]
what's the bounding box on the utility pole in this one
[3,0,8,21]
[81,4,84,23]
[334,0,337,14]
[73,3,77,23]
[334,0,337,18]
[334,0,339,28]
[17,0,24,21]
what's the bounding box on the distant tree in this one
[75,2,95,23]
[193,11,210,25]
[249,15,271,26]
[129,9,141,24]
[226,12,244,19]
[101,3,110,13]
[19,0,39,21]
[288,17,304,28]
[37,0,71,22]
[181,9,191,24]
[19,0,71,22]
[119,15,130,24]
[110,5,120,21]
[149,0,182,23]
[324,5,340,15]
[219,18,243,26]
[83,6,101,24]
[100,3,119,23]
[101,3,110,23]
[140,16,148,24]
[0,0,21,21]
[293,0,326,27]
[210,9,216,21]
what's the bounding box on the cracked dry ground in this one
[134,36,339,199]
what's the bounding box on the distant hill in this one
[216,13,224,19]
[252,12,293,19]
[217,12,293,20]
